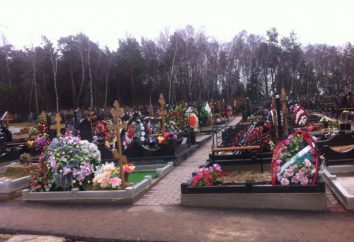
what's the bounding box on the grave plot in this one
[319,132,354,210]
[0,162,36,199]
[209,120,274,167]
[22,101,174,204]
[97,94,212,166]
[181,129,326,211]
[1,111,51,162]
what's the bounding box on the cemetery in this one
[2,2,354,240]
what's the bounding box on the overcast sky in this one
[1,0,354,49]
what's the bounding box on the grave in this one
[0,162,34,199]
[319,132,354,210]
[321,165,354,210]
[117,95,212,166]
[22,162,173,203]
[181,129,326,211]
[22,101,174,204]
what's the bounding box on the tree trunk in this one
[87,41,94,109]
[70,66,76,107]
[32,50,39,113]
[77,38,85,107]
[104,71,108,108]
[51,54,59,112]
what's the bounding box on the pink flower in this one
[109,177,122,188]
[291,176,300,184]
[276,159,282,165]
[280,178,290,185]
[301,176,309,185]
[276,165,281,173]
[304,159,312,168]
[213,163,222,172]
[283,139,290,146]
[311,136,318,142]
[284,168,294,178]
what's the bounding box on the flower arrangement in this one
[30,135,101,191]
[37,120,48,134]
[291,104,308,127]
[191,163,225,186]
[271,130,319,185]
[92,162,135,189]
[93,162,122,189]
[123,163,135,174]
[319,116,338,129]
[231,123,273,149]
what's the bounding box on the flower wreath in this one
[122,115,146,150]
[291,104,309,127]
[271,129,319,185]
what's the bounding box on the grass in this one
[128,171,158,183]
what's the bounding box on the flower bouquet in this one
[191,163,225,186]
[271,130,319,185]
[92,162,135,189]
[30,135,101,192]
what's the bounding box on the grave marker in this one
[38,111,47,123]
[158,93,167,133]
[107,100,128,186]
[50,113,65,137]
[271,97,279,138]
[281,88,289,135]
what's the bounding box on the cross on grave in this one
[271,97,279,139]
[281,88,289,135]
[107,100,128,186]
[148,103,153,117]
[217,100,222,115]
[50,113,65,137]
[158,93,167,133]
[38,111,47,122]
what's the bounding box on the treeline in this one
[0,26,353,113]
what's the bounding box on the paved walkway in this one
[136,117,241,206]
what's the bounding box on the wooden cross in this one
[107,100,128,186]
[271,97,279,139]
[50,113,65,137]
[148,103,153,117]
[281,88,289,135]
[38,111,47,122]
[157,93,167,133]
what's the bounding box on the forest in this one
[0,26,353,113]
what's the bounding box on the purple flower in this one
[213,163,222,172]
[48,155,57,171]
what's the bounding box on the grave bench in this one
[317,132,354,166]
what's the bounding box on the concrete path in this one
[136,117,240,206]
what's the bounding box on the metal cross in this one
[50,113,65,137]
